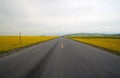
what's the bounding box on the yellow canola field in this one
[71,37,120,55]
[0,36,57,53]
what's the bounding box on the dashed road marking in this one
[61,43,64,48]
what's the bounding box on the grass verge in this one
[0,36,57,55]
[68,37,120,56]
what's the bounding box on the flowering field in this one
[0,36,57,54]
[71,37,120,55]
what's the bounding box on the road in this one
[0,37,120,78]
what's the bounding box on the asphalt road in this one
[0,37,120,78]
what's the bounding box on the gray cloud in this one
[0,0,120,35]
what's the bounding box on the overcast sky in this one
[0,0,120,35]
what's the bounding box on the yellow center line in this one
[61,43,64,48]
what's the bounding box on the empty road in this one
[0,37,120,78]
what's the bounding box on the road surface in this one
[0,37,120,78]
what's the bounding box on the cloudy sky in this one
[0,0,120,35]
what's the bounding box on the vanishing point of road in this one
[0,37,120,78]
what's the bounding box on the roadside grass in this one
[0,36,57,54]
[69,37,120,56]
